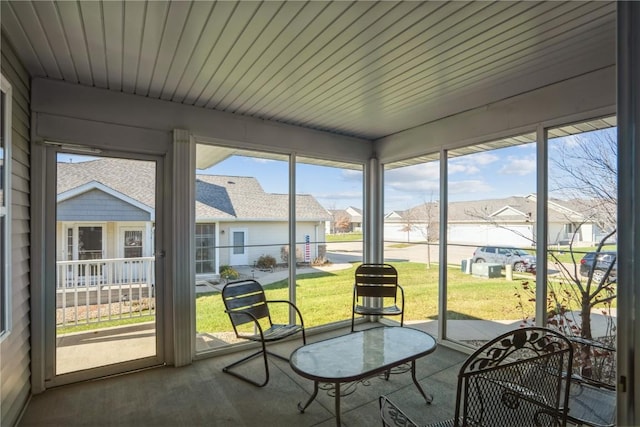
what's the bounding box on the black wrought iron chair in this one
[380,327,574,427]
[221,279,306,387]
[352,263,405,332]
[566,336,616,427]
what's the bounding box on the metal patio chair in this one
[352,263,405,332]
[221,279,306,387]
[566,336,616,427]
[380,327,574,427]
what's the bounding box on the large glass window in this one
[446,133,537,347]
[544,118,617,386]
[383,157,440,337]
[193,145,367,347]
[194,144,289,352]
[295,157,363,328]
[0,74,11,340]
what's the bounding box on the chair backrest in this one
[354,263,399,298]
[221,279,272,335]
[454,327,573,427]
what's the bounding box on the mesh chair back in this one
[222,279,272,332]
[456,327,573,427]
[355,263,399,298]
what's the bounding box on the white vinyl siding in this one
[220,221,325,266]
[447,224,534,248]
[57,189,151,221]
[1,34,31,427]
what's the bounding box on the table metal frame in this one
[289,326,437,426]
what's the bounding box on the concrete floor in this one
[20,325,468,427]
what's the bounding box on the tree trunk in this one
[580,295,593,378]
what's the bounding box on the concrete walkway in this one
[196,262,355,293]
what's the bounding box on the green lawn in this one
[196,262,534,333]
[325,232,363,242]
[59,260,614,336]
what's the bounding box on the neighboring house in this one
[326,206,362,234]
[384,194,610,247]
[57,159,330,280]
[384,209,422,242]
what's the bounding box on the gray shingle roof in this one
[400,195,586,223]
[58,159,330,221]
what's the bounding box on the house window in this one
[78,226,103,260]
[195,224,215,274]
[123,230,143,258]
[66,228,73,260]
[1,74,11,340]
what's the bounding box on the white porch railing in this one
[56,257,155,327]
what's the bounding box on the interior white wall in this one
[31,78,373,163]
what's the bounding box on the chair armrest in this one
[265,299,305,327]
[567,336,615,352]
[397,284,405,307]
[224,308,266,339]
[379,395,420,427]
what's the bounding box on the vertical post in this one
[535,124,548,327]
[170,129,195,366]
[289,153,297,325]
[617,3,640,425]
[364,157,383,264]
[438,149,448,340]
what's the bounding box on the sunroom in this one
[1,1,638,426]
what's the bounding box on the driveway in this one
[327,241,563,276]
[326,241,474,265]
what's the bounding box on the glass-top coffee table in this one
[290,326,437,426]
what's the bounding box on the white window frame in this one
[195,223,216,275]
[1,73,12,341]
[118,224,148,258]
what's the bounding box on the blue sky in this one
[58,126,614,213]
[198,142,539,212]
[202,127,615,212]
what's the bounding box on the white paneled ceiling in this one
[1,1,616,140]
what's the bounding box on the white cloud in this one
[384,163,440,195]
[387,180,439,193]
[471,152,500,165]
[499,156,536,176]
[341,169,364,181]
[448,179,493,195]
[449,152,499,176]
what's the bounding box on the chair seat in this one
[380,395,455,427]
[354,304,402,316]
[567,381,616,427]
[240,323,304,343]
[222,279,307,387]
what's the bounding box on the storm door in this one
[50,152,164,386]
[229,228,248,265]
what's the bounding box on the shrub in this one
[256,254,277,270]
[280,246,303,265]
[219,265,239,280]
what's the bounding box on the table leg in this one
[335,382,341,426]
[298,381,319,413]
[411,360,433,404]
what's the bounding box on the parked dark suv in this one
[579,251,617,282]
[471,246,536,273]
